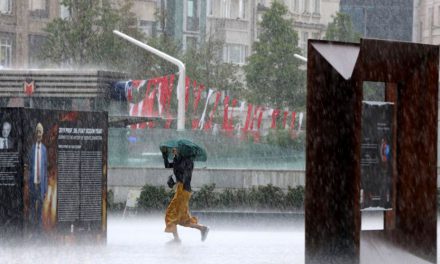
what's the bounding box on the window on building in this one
[222,0,231,18]
[223,44,247,64]
[294,0,300,12]
[313,0,320,13]
[0,0,12,14]
[304,0,309,12]
[238,0,246,19]
[207,0,213,16]
[0,37,12,68]
[220,0,246,19]
[29,0,48,18]
[138,20,154,36]
[28,35,46,67]
[186,0,199,31]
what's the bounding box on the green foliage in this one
[133,183,306,212]
[248,185,285,209]
[183,34,244,97]
[190,183,218,209]
[285,186,305,209]
[324,12,361,43]
[137,184,172,211]
[244,1,306,109]
[40,0,147,75]
[142,35,183,78]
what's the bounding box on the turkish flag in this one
[24,80,35,96]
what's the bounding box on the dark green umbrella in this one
[159,139,207,162]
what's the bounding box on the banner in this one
[0,108,108,242]
[360,102,393,210]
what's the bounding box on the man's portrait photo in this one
[0,121,14,150]
[28,122,48,228]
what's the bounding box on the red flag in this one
[243,104,253,132]
[290,112,296,131]
[282,111,289,129]
[222,96,230,129]
[193,85,205,114]
[126,81,133,102]
[249,106,258,130]
[257,107,264,129]
[162,75,174,129]
[185,77,190,111]
[271,109,280,129]
[228,99,238,130]
[165,75,174,116]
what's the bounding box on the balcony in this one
[208,17,249,31]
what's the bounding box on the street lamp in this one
[113,30,186,130]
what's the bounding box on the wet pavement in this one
[0,211,436,264]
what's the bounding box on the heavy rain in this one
[0,0,438,264]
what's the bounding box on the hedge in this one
[110,183,305,212]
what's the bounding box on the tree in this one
[324,12,361,43]
[39,0,147,76]
[183,34,244,96]
[244,1,305,110]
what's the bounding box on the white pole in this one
[113,30,186,130]
[294,53,308,63]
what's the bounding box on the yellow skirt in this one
[165,182,198,233]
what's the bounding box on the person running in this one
[162,147,209,243]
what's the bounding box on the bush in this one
[285,185,305,209]
[217,188,236,209]
[258,184,285,209]
[136,183,305,211]
[138,184,173,211]
[190,184,217,209]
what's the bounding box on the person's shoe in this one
[201,226,209,242]
[166,238,181,245]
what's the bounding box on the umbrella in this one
[159,139,207,162]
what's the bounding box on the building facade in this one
[131,0,159,37]
[340,0,414,41]
[412,0,440,44]
[255,0,340,54]
[160,0,208,51]
[205,0,254,65]
[0,0,60,68]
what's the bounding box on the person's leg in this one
[165,185,181,242]
[189,223,209,241]
[172,229,180,242]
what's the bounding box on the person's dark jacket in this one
[163,153,194,192]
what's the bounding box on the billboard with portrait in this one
[0,108,107,242]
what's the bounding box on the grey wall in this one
[108,167,305,203]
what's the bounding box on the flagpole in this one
[113,30,186,130]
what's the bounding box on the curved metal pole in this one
[294,53,308,63]
[113,30,186,130]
